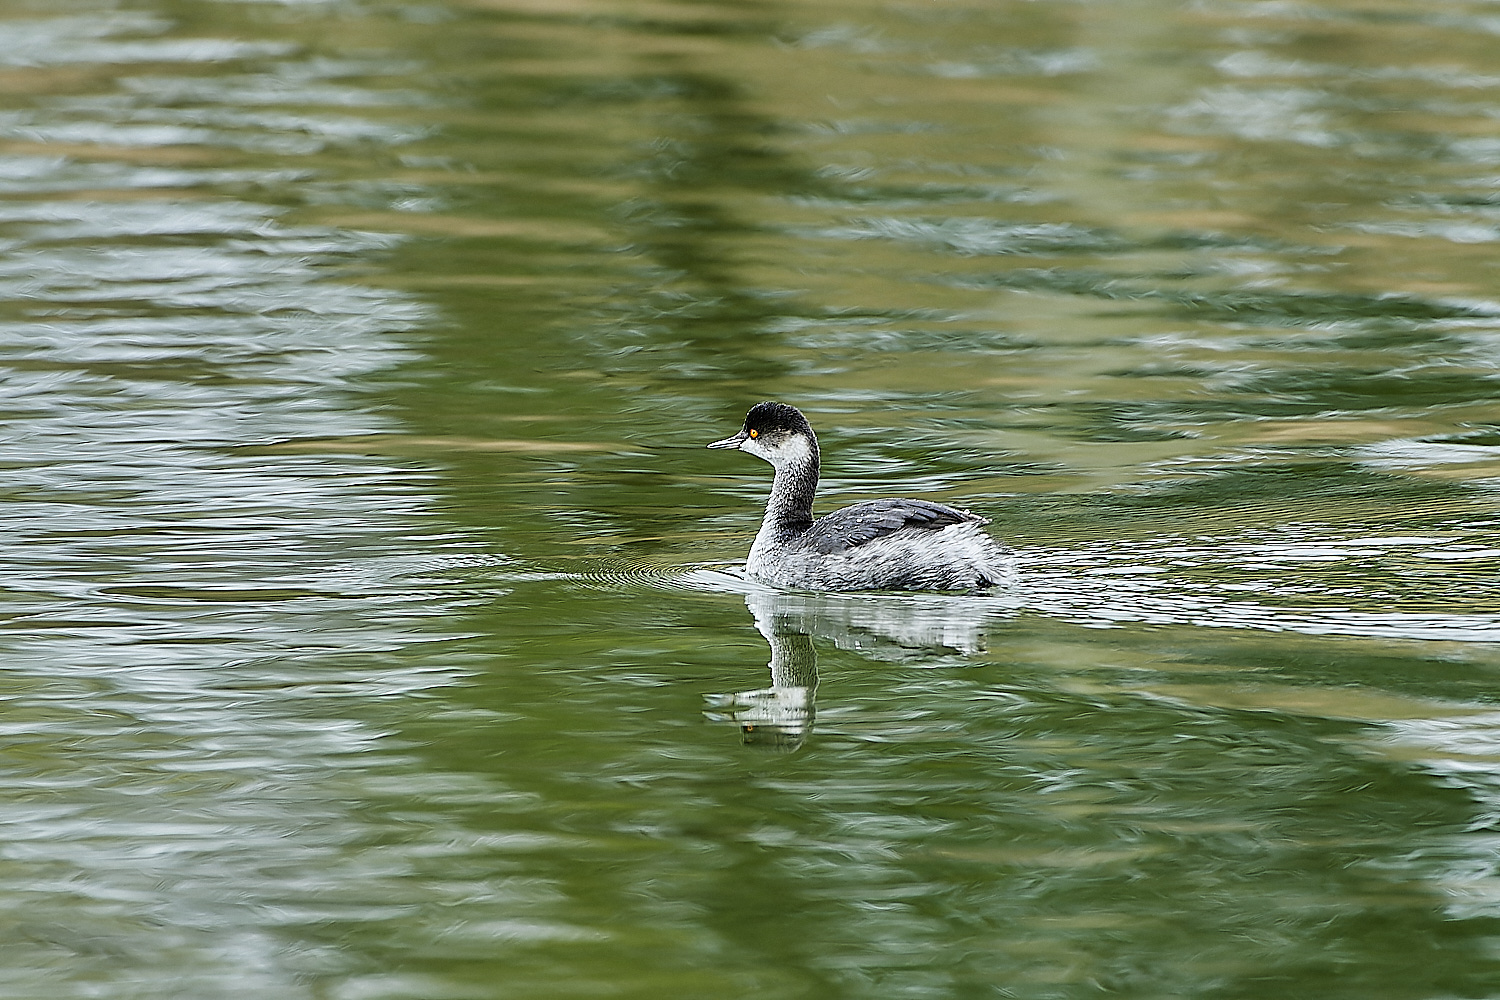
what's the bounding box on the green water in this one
[2,0,1500,995]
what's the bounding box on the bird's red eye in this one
[749,429,759,438]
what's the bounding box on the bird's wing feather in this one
[802,499,985,555]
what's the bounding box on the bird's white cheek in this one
[742,438,772,461]
[781,436,813,466]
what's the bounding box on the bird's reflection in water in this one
[702,578,1019,750]
[705,624,819,751]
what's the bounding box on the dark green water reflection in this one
[2,0,1500,996]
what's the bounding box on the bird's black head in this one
[743,401,811,438]
[706,401,818,464]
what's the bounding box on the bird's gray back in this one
[800,498,985,555]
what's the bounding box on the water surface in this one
[2,0,1500,996]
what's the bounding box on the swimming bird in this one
[707,402,1015,592]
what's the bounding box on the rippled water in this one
[3,0,1500,995]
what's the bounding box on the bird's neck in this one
[759,436,819,540]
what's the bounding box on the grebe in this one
[707,402,1015,592]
